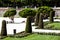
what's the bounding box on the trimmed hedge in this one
[25,16,32,33]
[1,20,7,36]
[38,6,55,19]
[19,8,36,18]
[3,9,16,17]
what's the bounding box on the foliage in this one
[1,20,7,36]
[44,22,60,30]
[3,9,16,17]
[44,22,50,26]
[38,6,55,19]
[25,16,32,33]
[19,8,36,18]
[44,24,54,29]
[0,0,60,7]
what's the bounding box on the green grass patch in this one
[44,22,60,30]
[3,34,60,40]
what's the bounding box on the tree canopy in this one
[3,9,16,17]
[19,8,36,18]
[38,6,55,19]
[0,0,60,7]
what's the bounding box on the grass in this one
[44,22,60,30]
[3,34,60,40]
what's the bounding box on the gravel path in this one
[0,17,60,35]
[32,27,60,34]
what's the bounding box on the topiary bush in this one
[3,9,16,17]
[1,20,7,37]
[3,9,16,23]
[25,16,32,33]
[38,6,55,19]
[19,8,36,18]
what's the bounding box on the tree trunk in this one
[9,16,14,23]
[49,11,54,23]
[38,13,44,29]
[35,13,39,26]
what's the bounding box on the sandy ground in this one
[0,17,60,35]
[0,17,27,35]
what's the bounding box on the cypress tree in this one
[35,13,39,26]
[49,11,54,23]
[1,20,7,37]
[38,13,44,29]
[25,16,32,33]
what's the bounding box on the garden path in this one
[0,17,60,35]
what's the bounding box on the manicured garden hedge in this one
[38,6,55,19]
[3,9,16,17]
[19,8,36,18]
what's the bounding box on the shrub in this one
[44,24,54,29]
[3,9,16,17]
[19,8,36,18]
[38,13,44,29]
[3,9,16,23]
[25,16,32,33]
[44,22,50,26]
[1,20,7,37]
[38,6,55,19]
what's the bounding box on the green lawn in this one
[44,22,60,30]
[3,34,60,40]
